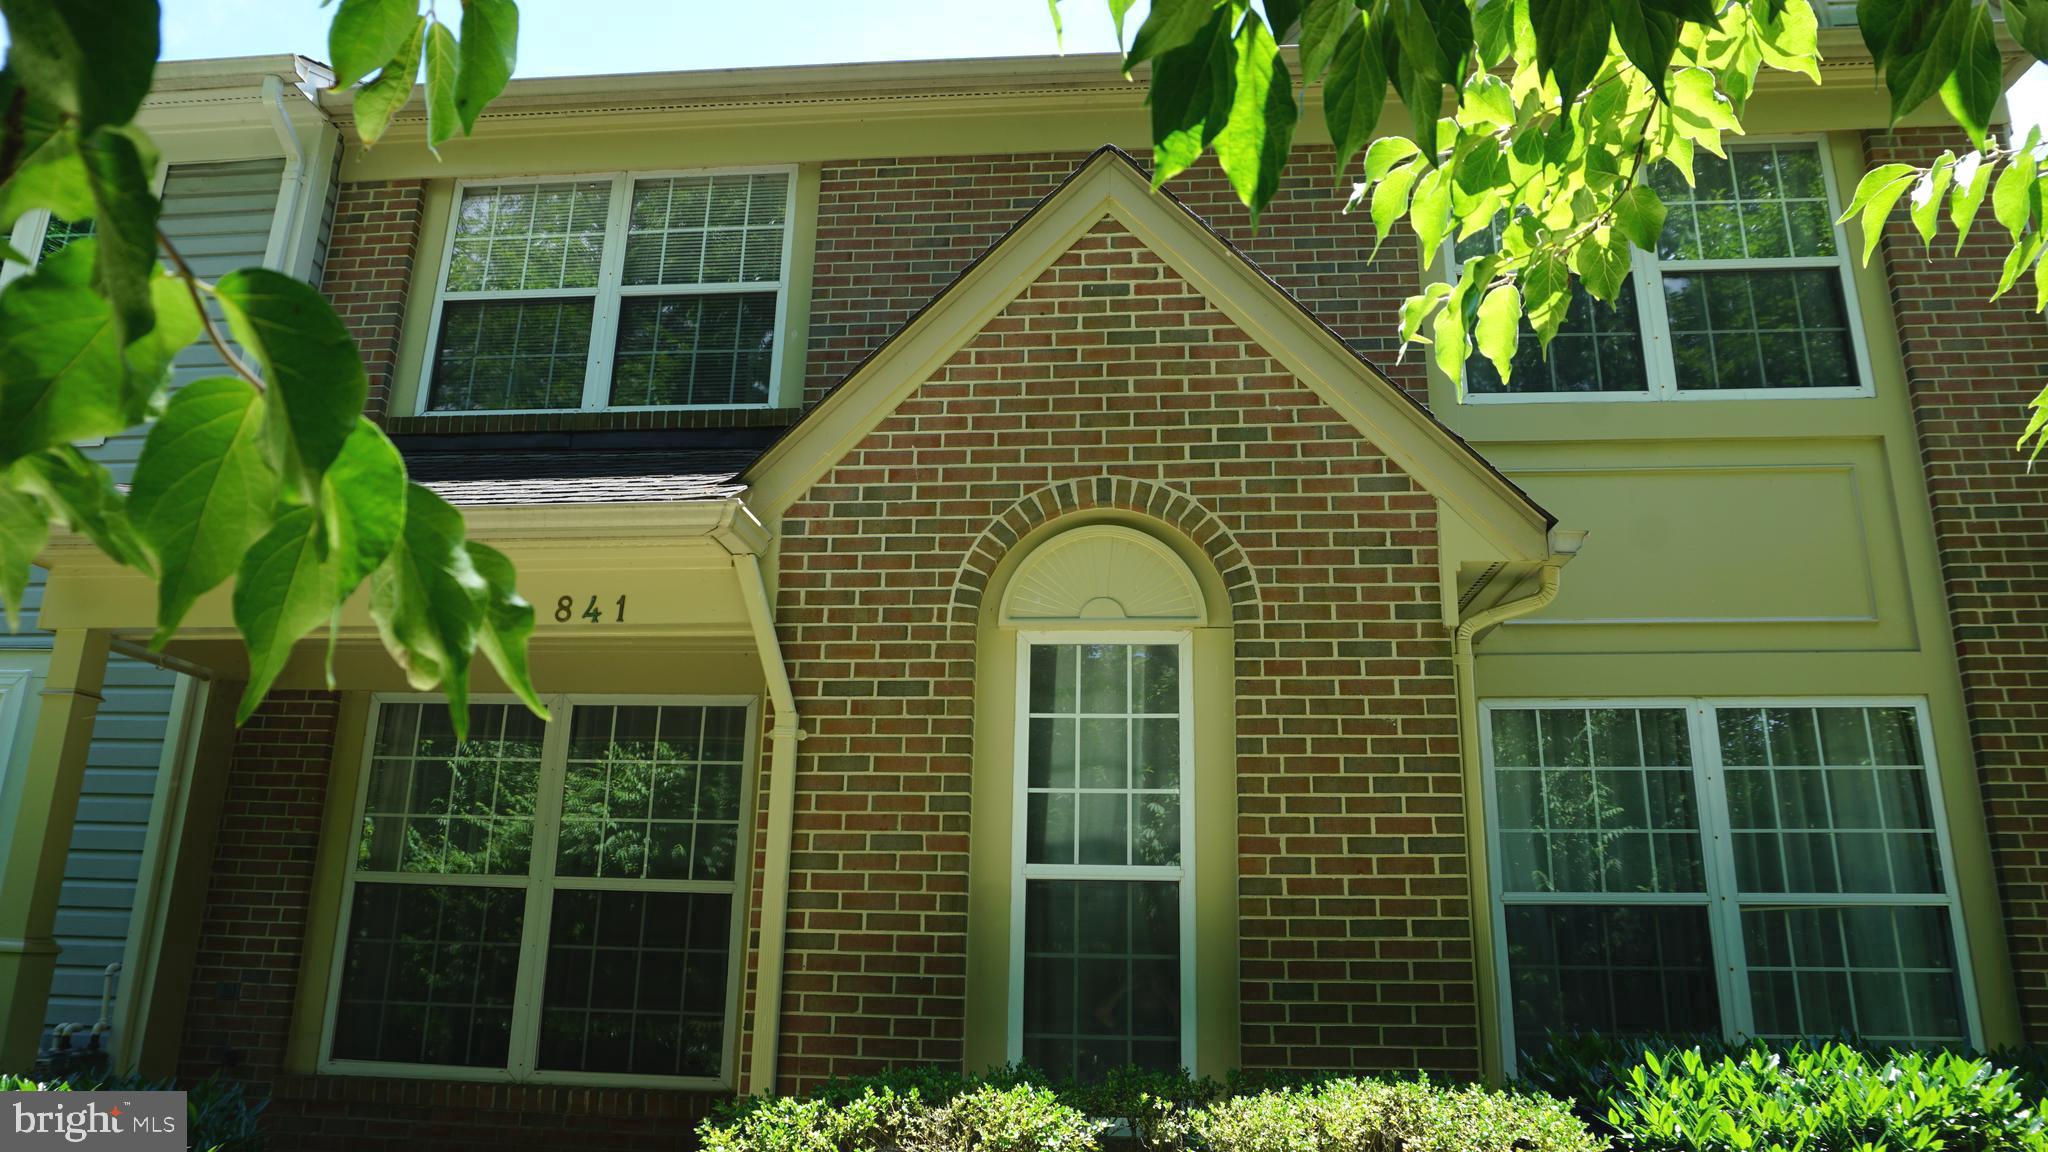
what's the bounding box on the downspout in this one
[1455,534,1580,1083]
[259,74,307,272]
[732,546,801,1097]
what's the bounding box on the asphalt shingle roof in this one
[395,429,779,507]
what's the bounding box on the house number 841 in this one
[555,595,626,624]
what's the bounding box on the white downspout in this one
[1455,535,1579,1083]
[259,74,307,272]
[733,549,801,1097]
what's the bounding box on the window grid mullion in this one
[581,175,634,411]
[1631,243,1680,399]
[1690,700,1756,1041]
[506,692,575,1080]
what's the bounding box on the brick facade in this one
[320,180,425,424]
[770,219,1463,1091]
[806,148,1429,409]
[1867,128,2048,1032]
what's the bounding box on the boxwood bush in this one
[698,1067,1598,1152]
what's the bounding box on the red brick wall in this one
[770,218,1462,1091]
[1866,128,2048,1033]
[321,180,425,424]
[805,148,1428,409]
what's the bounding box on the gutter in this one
[1454,531,1583,1082]
[714,505,801,1097]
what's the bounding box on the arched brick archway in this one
[945,476,1263,640]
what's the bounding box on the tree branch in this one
[155,225,265,392]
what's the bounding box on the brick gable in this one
[768,218,1465,1090]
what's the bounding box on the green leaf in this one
[1642,0,1720,21]
[370,483,487,738]
[1995,228,2046,300]
[0,0,161,131]
[0,244,196,462]
[79,125,162,340]
[1909,153,1955,246]
[1410,164,1452,265]
[1265,0,1308,35]
[1573,229,1632,299]
[2007,0,2048,63]
[1614,185,1668,250]
[1215,10,1297,219]
[129,377,278,645]
[1670,67,1740,134]
[1473,0,1515,66]
[328,0,420,88]
[1936,2,1999,150]
[232,505,339,722]
[1854,168,1917,263]
[1530,0,1612,100]
[1994,151,2039,240]
[0,482,48,629]
[352,15,426,150]
[1399,280,1450,343]
[423,19,462,153]
[1324,11,1387,181]
[1474,282,1522,383]
[1298,0,1353,83]
[1431,269,1475,381]
[467,541,546,719]
[1384,26,1445,159]
[455,0,518,135]
[0,91,93,231]
[1875,0,1969,124]
[11,446,150,572]
[210,268,368,501]
[1363,136,1420,183]
[1949,150,1993,251]
[1370,159,1421,256]
[1608,0,1680,99]
[1126,0,1223,70]
[322,418,407,594]
[1148,2,1238,187]
[1522,251,1572,345]
[1756,0,1822,81]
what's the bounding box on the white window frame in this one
[1455,134,1876,404]
[416,165,798,416]
[1006,631,1199,1073]
[318,692,757,1091]
[1480,696,1981,1071]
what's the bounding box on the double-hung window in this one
[1482,699,1975,1063]
[1012,637,1194,1080]
[423,168,793,414]
[325,696,753,1086]
[1457,139,1869,400]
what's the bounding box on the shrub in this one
[1605,1042,2048,1152]
[1194,1077,1601,1152]
[901,1084,1103,1152]
[699,1090,913,1152]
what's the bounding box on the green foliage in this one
[700,1065,1596,1152]
[1607,1042,2048,1152]
[0,0,538,735]
[1110,0,2048,461]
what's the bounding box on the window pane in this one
[537,890,731,1078]
[1664,270,1856,392]
[1715,706,1943,894]
[331,882,524,1067]
[1491,707,1703,894]
[1743,905,1966,1044]
[607,291,776,407]
[360,703,543,876]
[429,297,594,412]
[1022,879,1180,1081]
[555,704,749,882]
[1653,144,1836,261]
[1504,904,1720,1047]
[447,181,610,292]
[40,214,94,261]
[623,172,788,287]
[1024,643,1184,868]
[1455,225,1649,395]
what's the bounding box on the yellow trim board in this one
[743,147,1559,563]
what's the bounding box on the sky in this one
[155,0,1151,74]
